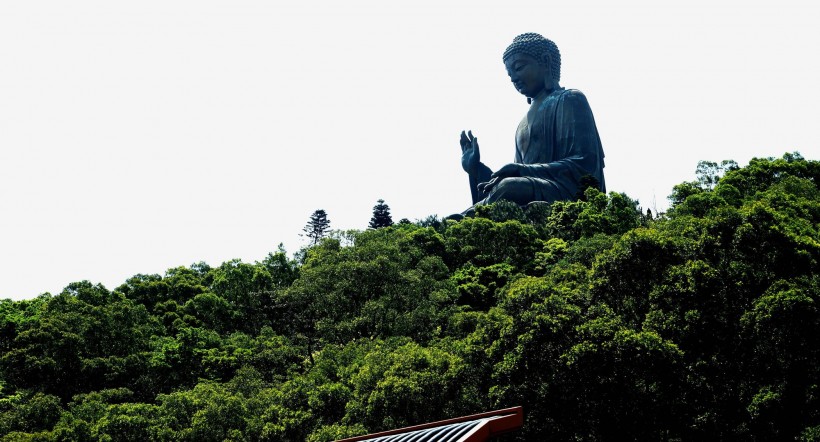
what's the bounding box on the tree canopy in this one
[1,153,819,441]
[368,199,394,229]
[303,210,331,245]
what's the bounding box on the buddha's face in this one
[504,52,551,98]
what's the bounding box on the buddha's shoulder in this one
[556,88,588,100]
[552,88,593,110]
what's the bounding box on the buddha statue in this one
[456,33,605,216]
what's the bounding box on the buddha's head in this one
[502,33,561,99]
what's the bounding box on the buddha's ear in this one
[538,53,552,70]
[540,53,557,86]
[542,63,559,91]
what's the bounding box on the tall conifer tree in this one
[303,209,331,245]
[369,199,394,229]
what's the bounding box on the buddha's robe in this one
[469,88,605,205]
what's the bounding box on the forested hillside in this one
[2,153,819,441]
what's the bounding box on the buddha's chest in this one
[516,104,549,161]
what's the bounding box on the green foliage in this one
[0,296,49,353]
[696,159,739,190]
[303,209,331,245]
[474,199,525,223]
[368,199,394,229]
[1,154,819,440]
[344,340,470,431]
[116,265,210,312]
[533,188,642,241]
[0,292,160,401]
[444,217,538,269]
[0,392,63,436]
[452,263,514,310]
[669,180,704,206]
[281,228,455,351]
[563,308,685,439]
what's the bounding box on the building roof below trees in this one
[336,406,523,442]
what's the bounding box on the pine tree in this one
[369,199,394,229]
[303,209,331,245]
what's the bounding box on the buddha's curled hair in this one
[502,33,561,83]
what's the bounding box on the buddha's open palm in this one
[460,130,481,174]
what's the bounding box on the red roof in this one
[336,406,523,442]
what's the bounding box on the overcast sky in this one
[2,0,819,300]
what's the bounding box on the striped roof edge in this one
[335,406,523,442]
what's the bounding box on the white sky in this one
[2,0,819,300]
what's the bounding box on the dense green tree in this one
[303,210,331,245]
[115,265,210,312]
[740,278,820,439]
[0,295,49,353]
[1,291,159,401]
[209,259,275,333]
[1,153,819,440]
[368,199,394,229]
[0,392,63,436]
[444,217,539,269]
[344,340,470,431]
[262,244,300,289]
[451,263,514,310]
[282,228,454,357]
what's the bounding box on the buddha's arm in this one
[468,163,493,204]
[460,130,494,204]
